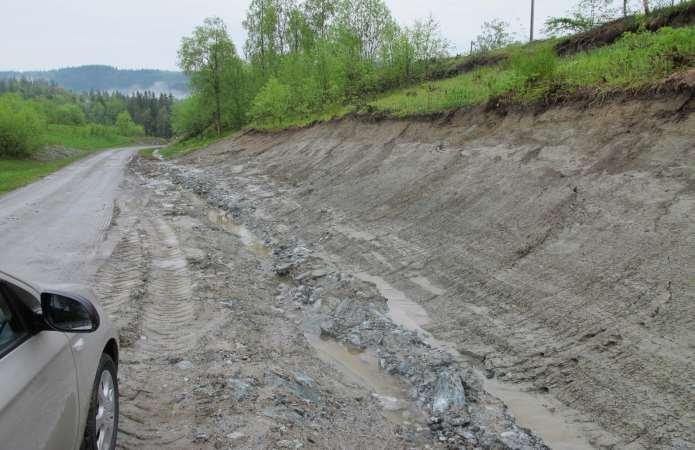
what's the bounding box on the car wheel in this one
[82,354,119,450]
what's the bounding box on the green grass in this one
[44,124,135,150]
[0,124,138,195]
[157,131,237,159]
[248,104,351,132]
[0,156,84,194]
[369,27,694,116]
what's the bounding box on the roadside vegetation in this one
[166,0,693,141]
[0,80,179,193]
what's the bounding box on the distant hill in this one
[0,65,189,97]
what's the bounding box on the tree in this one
[643,0,650,13]
[0,94,45,158]
[545,0,617,36]
[474,19,514,53]
[116,111,143,137]
[336,0,395,60]
[179,17,241,135]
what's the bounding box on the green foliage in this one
[44,124,134,150]
[171,95,212,136]
[545,0,617,35]
[250,77,292,125]
[179,17,248,135]
[511,43,559,85]
[368,26,694,117]
[474,19,515,53]
[557,26,695,88]
[116,111,145,137]
[0,94,45,158]
[0,79,175,138]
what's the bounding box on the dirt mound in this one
[182,93,695,449]
[556,2,695,56]
[428,54,508,81]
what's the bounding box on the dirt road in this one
[0,148,139,283]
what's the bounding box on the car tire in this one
[81,354,119,450]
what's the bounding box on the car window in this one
[0,290,27,357]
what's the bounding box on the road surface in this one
[0,147,138,283]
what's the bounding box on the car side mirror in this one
[40,292,100,333]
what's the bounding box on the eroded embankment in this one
[179,92,695,449]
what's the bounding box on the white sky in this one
[0,0,578,71]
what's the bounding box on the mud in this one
[95,95,694,449]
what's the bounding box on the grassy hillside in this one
[369,26,695,118]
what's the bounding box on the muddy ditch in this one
[144,159,607,450]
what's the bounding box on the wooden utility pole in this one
[530,0,535,42]
[623,0,628,17]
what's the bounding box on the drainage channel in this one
[207,208,271,257]
[354,271,596,450]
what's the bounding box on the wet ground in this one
[93,153,602,449]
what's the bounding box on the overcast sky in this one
[1,0,578,71]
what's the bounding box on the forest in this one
[0,78,174,158]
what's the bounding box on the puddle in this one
[484,378,593,450]
[207,209,270,257]
[354,272,459,355]
[355,270,596,450]
[305,333,415,424]
[410,276,446,296]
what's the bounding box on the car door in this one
[0,280,80,450]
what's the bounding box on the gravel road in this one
[0,148,138,283]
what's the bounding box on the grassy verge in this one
[0,124,138,195]
[369,26,694,116]
[155,130,238,159]
[44,124,135,150]
[0,156,84,195]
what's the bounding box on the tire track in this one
[137,217,197,358]
[94,226,147,348]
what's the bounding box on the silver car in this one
[0,271,119,450]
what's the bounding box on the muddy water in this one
[207,209,271,257]
[355,271,595,450]
[305,333,422,425]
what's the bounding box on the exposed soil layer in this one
[556,3,695,56]
[168,94,695,449]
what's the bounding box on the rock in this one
[226,431,245,440]
[175,360,194,370]
[193,431,208,443]
[228,378,253,401]
[432,369,466,413]
[500,430,537,449]
[274,262,295,277]
[268,371,321,403]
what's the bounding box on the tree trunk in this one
[643,0,650,14]
[623,0,628,17]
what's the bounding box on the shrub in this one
[171,95,213,137]
[116,111,145,137]
[511,45,559,85]
[249,78,292,126]
[0,94,45,158]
